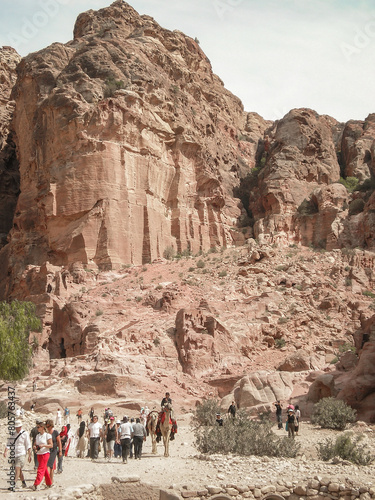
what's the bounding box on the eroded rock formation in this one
[0,0,271,301]
[0,46,20,248]
[0,3,374,420]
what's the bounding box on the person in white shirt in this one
[118,417,133,463]
[295,405,301,435]
[32,421,53,490]
[87,415,103,460]
[55,408,62,426]
[3,420,31,491]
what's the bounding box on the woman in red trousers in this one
[32,421,53,490]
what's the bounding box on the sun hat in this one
[109,416,114,420]
[116,420,121,424]
[15,420,22,427]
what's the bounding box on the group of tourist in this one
[4,418,70,491]
[274,400,301,438]
[4,392,173,491]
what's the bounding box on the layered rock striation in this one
[0,2,374,420]
[0,0,269,299]
[0,46,21,248]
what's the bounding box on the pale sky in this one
[0,0,374,122]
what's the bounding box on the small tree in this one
[192,398,222,427]
[317,432,374,465]
[0,301,41,381]
[311,397,356,430]
[192,399,300,458]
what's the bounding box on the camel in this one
[160,403,173,457]
[146,411,158,454]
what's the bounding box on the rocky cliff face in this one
[1,0,269,296]
[0,2,374,421]
[0,46,21,248]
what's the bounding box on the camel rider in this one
[161,392,172,409]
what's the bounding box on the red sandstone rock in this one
[0,46,20,248]
[0,5,374,421]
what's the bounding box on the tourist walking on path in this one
[32,422,53,491]
[77,408,83,423]
[55,408,62,426]
[105,417,117,461]
[76,421,87,458]
[87,415,102,460]
[118,417,133,463]
[114,420,122,458]
[30,420,42,469]
[45,420,61,484]
[3,420,31,491]
[274,400,283,429]
[132,418,147,459]
[294,405,301,435]
[287,409,296,439]
[57,426,68,473]
[64,407,70,425]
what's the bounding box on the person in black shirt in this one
[274,400,283,429]
[215,413,223,426]
[161,392,172,409]
[287,409,296,438]
[228,401,236,418]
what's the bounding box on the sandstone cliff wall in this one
[0,46,21,248]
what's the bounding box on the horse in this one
[160,403,173,457]
[146,411,158,454]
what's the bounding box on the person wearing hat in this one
[32,421,53,490]
[105,416,117,461]
[287,408,296,439]
[3,420,31,490]
[215,413,223,426]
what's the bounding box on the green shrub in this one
[196,260,205,269]
[188,267,195,272]
[208,246,218,254]
[218,270,227,277]
[311,397,356,430]
[339,176,359,192]
[193,398,222,427]
[363,290,375,299]
[275,338,286,347]
[163,246,175,260]
[103,78,125,98]
[338,342,356,355]
[180,248,192,257]
[317,432,374,465]
[95,310,103,316]
[193,401,300,458]
[0,301,41,381]
[356,177,375,192]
